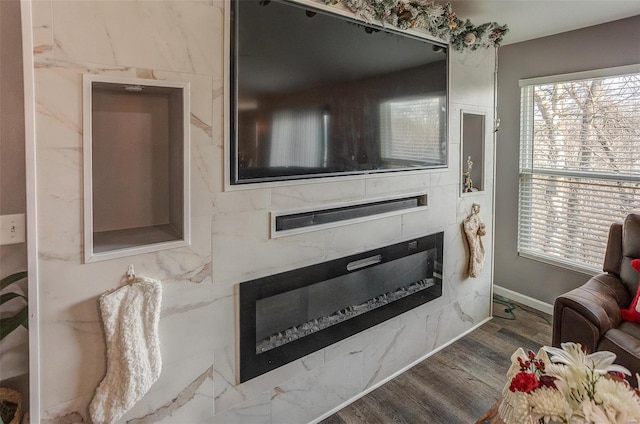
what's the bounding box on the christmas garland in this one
[323,0,508,51]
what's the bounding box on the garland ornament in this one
[323,0,509,51]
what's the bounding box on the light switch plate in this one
[0,213,26,245]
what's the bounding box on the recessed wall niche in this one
[83,75,190,262]
[461,111,486,194]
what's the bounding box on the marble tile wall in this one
[26,1,496,422]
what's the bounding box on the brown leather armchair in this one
[552,214,640,378]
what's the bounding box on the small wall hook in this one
[126,264,136,282]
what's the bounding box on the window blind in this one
[518,70,640,273]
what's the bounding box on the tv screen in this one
[230,0,448,184]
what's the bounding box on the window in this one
[518,66,640,273]
[379,95,446,165]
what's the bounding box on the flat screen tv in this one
[230,0,448,185]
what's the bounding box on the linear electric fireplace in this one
[238,232,443,382]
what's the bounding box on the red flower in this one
[607,371,626,381]
[509,372,540,393]
[539,375,557,389]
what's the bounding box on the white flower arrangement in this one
[499,343,640,424]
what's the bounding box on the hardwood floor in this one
[319,296,552,424]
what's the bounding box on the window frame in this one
[517,64,640,274]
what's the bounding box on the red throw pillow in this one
[621,259,640,323]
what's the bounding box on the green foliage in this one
[0,271,28,341]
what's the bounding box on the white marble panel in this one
[213,189,271,214]
[152,221,213,282]
[51,1,221,76]
[212,210,326,285]
[37,212,209,293]
[159,296,215,368]
[153,369,215,424]
[270,352,364,424]
[32,148,83,263]
[428,308,466,355]
[400,208,443,239]
[394,298,435,331]
[38,286,212,414]
[211,77,225,148]
[208,283,235,353]
[419,183,459,230]
[34,66,82,148]
[212,391,271,424]
[323,214,403,257]
[40,393,92,423]
[427,288,492,353]
[430,162,460,188]
[31,0,53,58]
[450,48,496,108]
[460,287,493,328]
[443,273,493,317]
[39,318,103,410]
[124,361,214,423]
[214,343,324,414]
[364,172,431,197]
[33,65,84,262]
[323,316,401,364]
[190,141,218,216]
[361,313,428,389]
[449,103,465,146]
[213,346,242,413]
[37,255,213,410]
[424,306,447,353]
[270,179,366,210]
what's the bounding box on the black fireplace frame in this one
[238,233,443,382]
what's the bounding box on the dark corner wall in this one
[494,15,640,305]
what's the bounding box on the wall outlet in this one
[0,214,26,245]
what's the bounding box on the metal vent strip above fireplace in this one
[237,232,443,383]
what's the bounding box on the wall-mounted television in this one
[230,0,448,185]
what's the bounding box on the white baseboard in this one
[493,285,554,316]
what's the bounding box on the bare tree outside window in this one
[518,71,640,272]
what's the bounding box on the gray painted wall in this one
[0,0,25,215]
[494,15,640,305]
[0,0,29,392]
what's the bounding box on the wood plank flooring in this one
[319,296,552,424]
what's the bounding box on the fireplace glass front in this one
[238,232,443,382]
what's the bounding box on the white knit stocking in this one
[90,277,162,424]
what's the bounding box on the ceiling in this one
[448,1,640,45]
